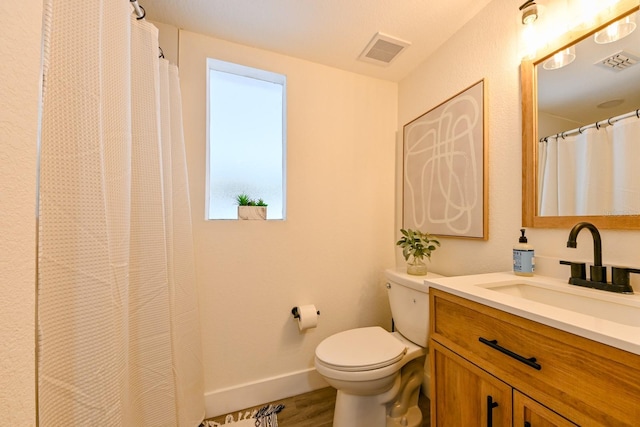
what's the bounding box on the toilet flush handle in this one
[386,283,391,289]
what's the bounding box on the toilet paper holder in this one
[291,306,320,319]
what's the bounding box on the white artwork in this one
[403,80,487,239]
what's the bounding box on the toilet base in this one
[333,398,422,427]
[330,358,425,427]
[387,358,424,426]
[333,391,389,427]
[332,373,401,427]
[387,405,422,427]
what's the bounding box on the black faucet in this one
[567,222,605,283]
[560,222,636,294]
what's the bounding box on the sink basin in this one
[480,281,640,327]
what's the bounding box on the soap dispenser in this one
[513,228,534,276]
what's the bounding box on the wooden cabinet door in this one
[513,391,578,427]
[431,341,512,427]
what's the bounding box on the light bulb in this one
[594,14,637,44]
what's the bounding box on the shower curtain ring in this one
[608,117,613,126]
[578,126,584,134]
[636,109,639,118]
[596,121,601,130]
[136,5,146,20]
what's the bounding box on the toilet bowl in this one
[314,268,443,427]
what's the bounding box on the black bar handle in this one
[479,337,542,370]
[559,260,586,281]
[524,422,531,427]
[487,395,499,427]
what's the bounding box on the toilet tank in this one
[384,268,444,347]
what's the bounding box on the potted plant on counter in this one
[236,193,268,220]
[396,228,440,276]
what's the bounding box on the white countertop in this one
[424,272,640,356]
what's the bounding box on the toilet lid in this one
[315,326,407,372]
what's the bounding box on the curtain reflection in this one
[538,115,640,216]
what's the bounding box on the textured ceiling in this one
[142,0,493,81]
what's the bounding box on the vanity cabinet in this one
[432,342,512,426]
[429,288,640,426]
[513,391,577,427]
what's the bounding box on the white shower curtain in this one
[38,1,204,426]
[538,115,640,216]
[612,115,640,215]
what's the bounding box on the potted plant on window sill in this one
[396,228,440,276]
[236,194,268,220]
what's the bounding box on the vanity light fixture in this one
[594,13,637,44]
[519,0,538,25]
[542,46,576,70]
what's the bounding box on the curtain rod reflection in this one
[540,108,640,142]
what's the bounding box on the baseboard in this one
[204,367,329,418]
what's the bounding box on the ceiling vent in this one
[594,50,640,71]
[358,32,411,66]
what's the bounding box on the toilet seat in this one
[315,326,407,372]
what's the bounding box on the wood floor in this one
[204,386,431,426]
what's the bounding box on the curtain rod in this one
[130,0,146,20]
[540,108,640,142]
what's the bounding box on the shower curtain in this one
[37,1,204,425]
[538,115,640,216]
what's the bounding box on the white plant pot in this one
[238,206,267,220]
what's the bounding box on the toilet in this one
[314,268,443,427]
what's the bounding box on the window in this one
[206,58,286,220]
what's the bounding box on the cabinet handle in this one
[487,395,499,426]
[524,422,531,427]
[479,337,542,370]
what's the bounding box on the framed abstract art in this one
[402,80,488,239]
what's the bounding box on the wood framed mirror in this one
[521,0,640,229]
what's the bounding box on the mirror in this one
[522,0,640,229]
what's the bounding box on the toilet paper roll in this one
[296,304,319,331]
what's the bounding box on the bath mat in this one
[200,404,284,427]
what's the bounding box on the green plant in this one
[396,228,440,262]
[236,193,251,206]
[235,193,268,207]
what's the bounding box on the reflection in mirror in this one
[521,1,640,230]
[537,10,640,217]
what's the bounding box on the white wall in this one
[177,30,398,416]
[153,20,179,65]
[0,3,41,425]
[538,110,581,139]
[398,0,640,290]
[398,0,523,275]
